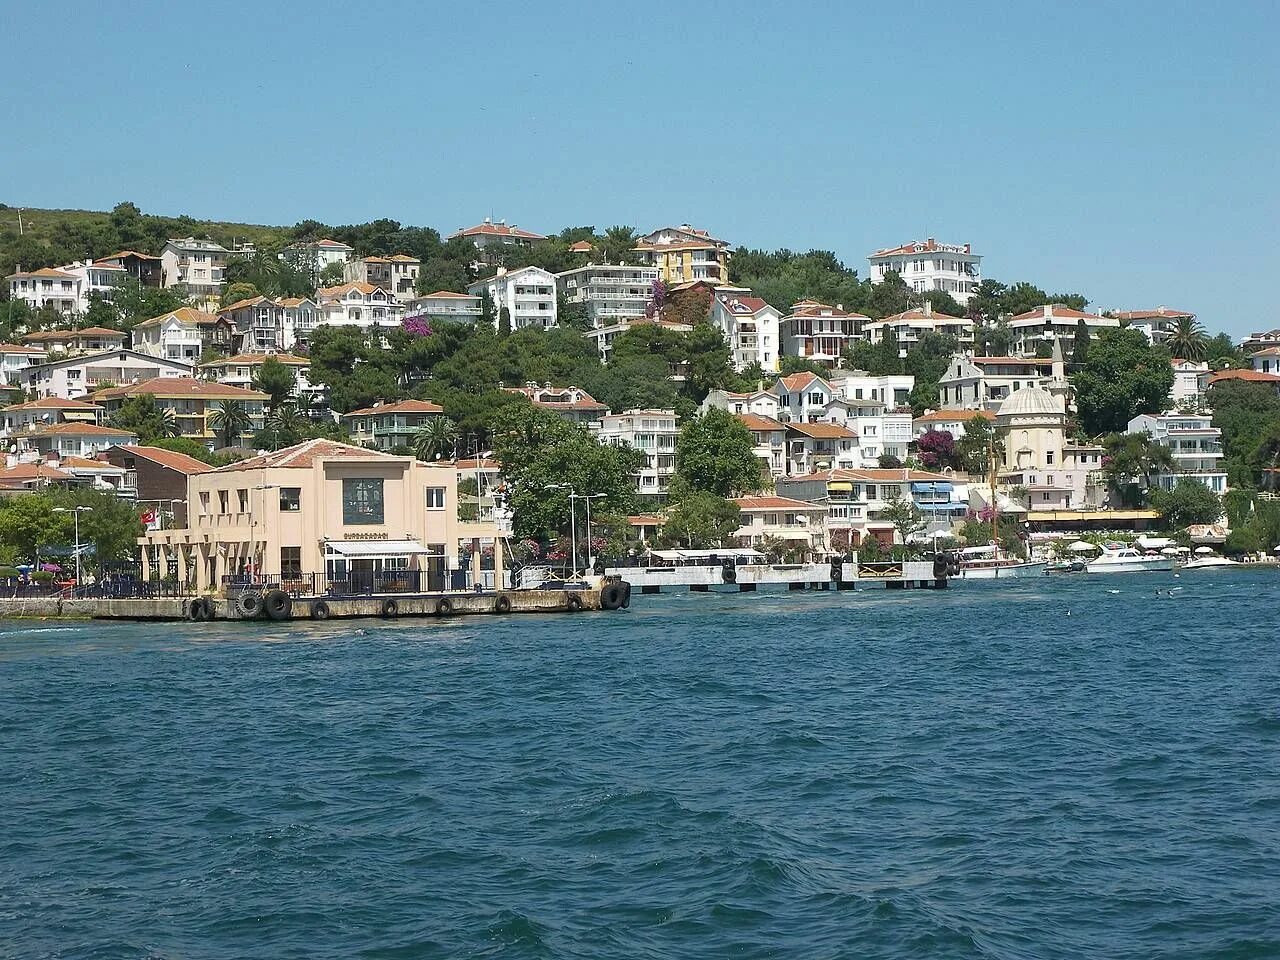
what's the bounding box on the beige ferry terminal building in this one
[140,439,505,593]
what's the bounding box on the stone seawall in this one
[1,589,620,622]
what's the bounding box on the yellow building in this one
[92,377,268,448]
[633,225,731,284]
[140,439,504,594]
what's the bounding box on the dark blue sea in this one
[2,571,1279,959]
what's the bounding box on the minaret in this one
[1048,336,1070,413]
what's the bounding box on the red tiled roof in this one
[318,281,382,298]
[875,308,969,323]
[419,290,475,299]
[870,239,973,258]
[786,422,857,440]
[718,296,770,315]
[95,250,161,262]
[737,413,786,431]
[1207,369,1280,384]
[112,444,211,475]
[448,222,546,241]
[8,267,77,279]
[913,409,995,423]
[22,327,125,342]
[3,396,102,412]
[212,438,406,472]
[0,463,73,483]
[201,353,309,367]
[1008,304,1107,322]
[778,372,828,392]
[92,377,268,400]
[133,307,221,329]
[569,240,594,252]
[787,301,867,320]
[343,399,445,417]
[1113,307,1194,321]
[25,423,136,437]
[0,342,45,354]
[733,495,823,511]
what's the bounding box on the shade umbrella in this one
[1160,547,1180,556]
[1066,540,1098,553]
[1194,546,1215,555]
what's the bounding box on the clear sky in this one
[3,0,1276,334]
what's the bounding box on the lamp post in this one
[252,482,278,581]
[548,483,577,575]
[53,506,92,585]
[573,492,606,570]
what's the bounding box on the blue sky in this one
[2,0,1276,334]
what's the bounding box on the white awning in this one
[325,539,432,558]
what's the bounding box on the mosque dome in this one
[997,385,1061,418]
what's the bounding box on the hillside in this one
[0,202,289,276]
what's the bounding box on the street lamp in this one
[572,492,607,570]
[548,483,577,575]
[53,506,92,585]
[252,482,278,581]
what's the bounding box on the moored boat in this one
[1085,546,1175,574]
[953,544,1048,579]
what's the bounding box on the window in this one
[218,490,229,513]
[237,489,248,513]
[280,487,301,511]
[199,492,210,515]
[1046,451,1055,465]
[343,478,384,524]
[280,547,301,577]
[426,487,446,510]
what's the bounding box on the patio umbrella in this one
[1194,546,1215,555]
[1066,540,1098,553]
[1160,547,1180,556]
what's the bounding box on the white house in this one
[1250,347,1280,376]
[702,387,782,420]
[0,342,47,386]
[735,413,788,477]
[864,304,974,349]
[709,294,781,372]
[556,263,658,333]
[343,255,420,303]
[773,372,844,424]
[785,421,860,475]
[317,282,405,330]
[404,291,483,325]
[827,370,914,409]
[7,267,84,314]
[2,395,103,440]
[1127,412,1228,495]
[912,408,995,440]
[731,495,829,554]
[131,307,227,363]
[23,349,194,400]
[1171,358,1210,406]
[779,300,864,368]
[21,327,127,356]
[282,238,353,279]
[468,266,558,331]
[160,237,229,308]
[1112,307,1195,346]
[594,409,679,500]
[1007,304,1119,358]
[448,219,546,251]
[939,356,1054,411]
[200,353,319,407]
[868,239,981,304]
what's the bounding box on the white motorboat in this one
[1180,555,1240,570]
[1085,546,1175,574]
[953,544,1047,579]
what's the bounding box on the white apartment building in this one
[731,495,829,554]
[344,255,420,303]
[447,219,546,251]
[594,409,679,500]
[501,383,609,428]
[23,349,194,400]
[864,304,974,350]
[703,387,783,420]
[786,421,860,475]
[160,237,229,308]
[7,267,84,313]
[282,238,353,278]
[1007,304,1120,357]
[0,342,47,386]
[200,353,319,406]
[468,266,558,331]
[1171,358,1210,406]
[1127,412,1228,495]
[709,294,782,372]
[912,408,995,440]
[556,263,658,331]
[939,356,1054,411]
[278,297,320,352]
[779,300,864,367]
[773,372,846,424]
[736,413,788,478]
[317,282,405,330]
[868,239,981,304]
[1250,348,1280,376]
[22,327,127,356]
[1112,307,1194,346]
[404,291,483,325]
[131,307,227,364]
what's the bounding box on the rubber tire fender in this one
[722,561,737,584]
[187,598,204,621]
[567,592,585,611]
[236,591,264,619]
[620,582,631,608]
[599,584,624,610]
[264,589,292,621]
[381,598,399,619]
[494,594,512,614]
[932,553,948,578]
[435,597,453,616]
[311,600,331,621]
[197,597,215,621]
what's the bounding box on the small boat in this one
[1085,546,1175,574]
[953,544,1048,579]
[1180,554,1240,570]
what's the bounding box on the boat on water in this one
[1085,546,1175,574]
[953,544,1048,579]
[1180,554,1241,570]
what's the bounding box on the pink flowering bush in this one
[403,316,433,338]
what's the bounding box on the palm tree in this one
[265,401,304,451]
[1167,316,1208,361]
[209,400,254,449]
[412,416,458,461]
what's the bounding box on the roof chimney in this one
[963,243,971,254]
[926,237,935,246]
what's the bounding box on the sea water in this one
[2,572,1278,958]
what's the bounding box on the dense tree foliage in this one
[673,409,765,498]
[1101,432,1176,507]
[0,488,143,565]
[1071,329,1174,435]
[1149,479,1222,528]
[656,491,741,549]
[1207,379,1280,487]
